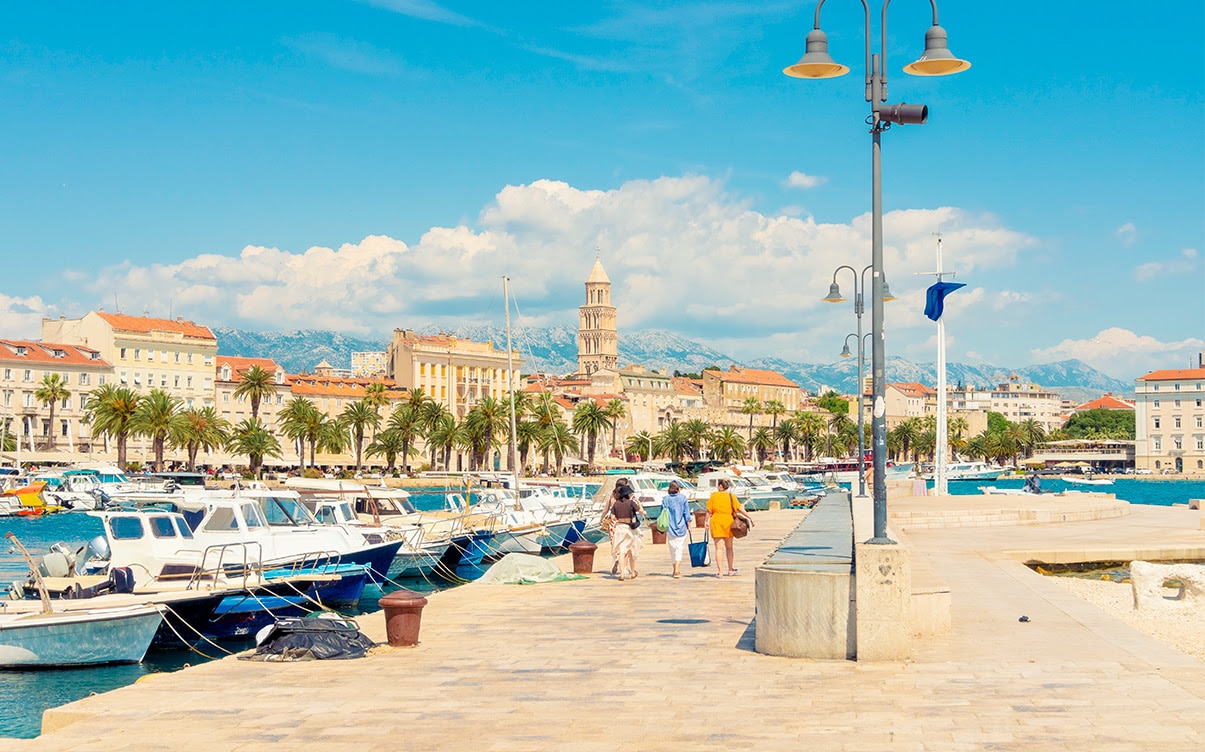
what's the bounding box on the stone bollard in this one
[378,588,429,647]
[693,509,708,528]
[568,540,598,574]
[650,522,667,544]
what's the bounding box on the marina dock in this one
[15,493,1205,750]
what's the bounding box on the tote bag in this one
[688,527,710,567]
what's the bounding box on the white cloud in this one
[0,293,53,339]
[66,175,1043,364]
[784,171,825,190]
[1116,222,1137,246]
[358,0,480,27]
[1031,328,1205,380]
[1134,248,1199,281]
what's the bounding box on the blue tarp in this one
[924,280,966,321]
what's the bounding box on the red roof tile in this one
[708,367,798,388]
[95,312,215,340]
[1138,368,1205,382]
[0,340,112,368]
[1075,393,1134,411]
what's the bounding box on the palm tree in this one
[341,400,381,472]
[764,400,786,430]
[34,373,72,450]
[502,392,532,472]
[421,403,452,469]
[794,412,827,461]
[84,384,141,470]
[226,417,281,479]
[233,364,276,421]
[1016,418,1047,459]
[774,418,797,462]
[602,398,627,456]
[827,412,853,456]
[317,416,350,463]
[362,382,391,438]
[170,406,229,471]
[539,420,577,475]
[465,396,510,471]
[571,401,612,468]
[385,403,424,474]
[425,414,459,471]
[682,418,711,460]
[709,426,747,464]
[515,420,545,472]
[654,422,692,464]
[625,430,655,462]
[131,389,184,472]
[740,397,762,450]
[278,397,320,470]
[367,428,405,475]
[750,427,776,465]
[891,418,923,464]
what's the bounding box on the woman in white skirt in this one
[608,484,643,581]
[661,481,692,579]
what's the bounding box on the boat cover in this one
[475,553,583,585]
[243,616,375,661]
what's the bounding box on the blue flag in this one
[924,281,966,322]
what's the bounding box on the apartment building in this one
[385,329,521,419]
[1134,363,1205,474]
[214,356,291,431]
[702,366,802,413]
[42,313,218,409]
[0,339,113,456]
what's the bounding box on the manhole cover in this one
[656,618,709,625]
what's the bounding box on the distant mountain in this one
[212,326,1132,402]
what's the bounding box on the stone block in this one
[755,565,854,659]
[854,542,912,661]
[1131,560,1205,609]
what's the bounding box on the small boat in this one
[1061,475,1114,486]
[978,485,1042,496]
[0,481,62,517]
[0,604,164,667]
[927,462,1006,482]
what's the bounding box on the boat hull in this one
[0,606,163,667]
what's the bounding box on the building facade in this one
[351,351,388,378]
[42,313,218,409]
[577,258,618,376]
[0,339,113,458]
[214,356,291,432]
[1134,363,1205,474]
[385,329,520,419]
[702,366,802,413]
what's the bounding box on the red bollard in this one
[378,588,429,647]
[650,522,667,544]
[693,509,708,529]
[568,540,598,574]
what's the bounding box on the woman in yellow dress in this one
[705,478,753,577]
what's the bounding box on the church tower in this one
[577,258,618,376]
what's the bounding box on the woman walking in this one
[600,478,631,575]
[607,484,643,581]
[705,478,754,577]
[661,481,692,579]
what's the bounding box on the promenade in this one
[17,493,1205,751]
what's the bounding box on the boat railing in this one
[267,550,346,577]
[191,541,265,591]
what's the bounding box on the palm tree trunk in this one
[47,403,57,450]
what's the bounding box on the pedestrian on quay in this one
[661,481,692,579]
[705,478,753,577]
[600,478,632,575]
[606,484,643,581]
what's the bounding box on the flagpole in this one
[934,236,948,497]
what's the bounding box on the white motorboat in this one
[927,462,1006,482]
[0,604,164,667]
[1061,475,1114,486]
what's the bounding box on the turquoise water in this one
[0,486,515,738]
[938,477,1205,506]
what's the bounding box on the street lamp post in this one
[826,264,888,497]
[787,0,970,543]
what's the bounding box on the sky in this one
[0,1,1201,383]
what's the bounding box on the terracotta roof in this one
[709,367,798,388]
[671,377,703,394]
[1075,393,1134,411]
[0,340,111,367]
[1138,368,1205,382]
[288,375,402,399]
[890,382,937,397]
[94,312,215,340]
[216,356,281,383]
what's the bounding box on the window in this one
[22,369,32,382]
[120,372,128,384]
[223,393,229,402]
[160,374,167,387]
[204,355,213,365]
[1175,383,1181,391]
[60,420,68,437]
[1197,416,1203,429]
[23,392,33,408]
[187,376,193,388]
[1153,437,1162,451]
[147,350,155,361]
[2,369,9,381]
[1175,399,1182,408]
[174,352,180,363]
[134,373,142,385]
[1154,384,1160,391]
[187,353,194,364]
[1198,399,1203,408]
[107,517,144,540]
[79,373,90,386]
[134,348,141,360]
[1197,438,1204,451]
[119,347,127,359]
[1154,399,1161,408]
[204,377,212,388]
[161,350,167,361]
[2,392,9,407]
[1175,417,1182,429]
[1153,417,1161,429]
[60,397,69,409]
[174,376,180,388]
[148,516,177,539]
[1173,437,1183,450]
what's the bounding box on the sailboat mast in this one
[503,276,520,491]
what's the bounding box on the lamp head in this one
[903,25,971,76]
[783,29,850,79]
[823,281,845,303]
[882,279,897,302]
[840,343,852,358]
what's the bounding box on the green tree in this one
[1016,418,1048,458]
[815,391,850,415]
[421,402,452,468]
[170,406,229,471]
[682,418,711,460]
[750,427,776,465]
[654,422,692,464]
[131,389,184,472]
[362,382,391,438]
[603,398,627,456]
[538,420,577,475]
[386,403,424,474]
[465,396,510,471]
[84,384,141,470]
[986,411,1009,433]
[425,414,459,471]
[318,415,350,460]
[571,400,613,468]
[367,428,405,474]
[794,412,827,461]
[278,397,320,470]
[226,417,281,479]
[515,420,545,471]
[341,400,381,472]
[740,397,762,451]
[1061,409,1135,440]
[625,430,656,462]
[709,426,747,464]
[232,364,276,421]
[34,373,72,450]
[764,400,787,430]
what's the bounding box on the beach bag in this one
[688,527,710,568]
[656,506,670,533]
[729,493,749,539]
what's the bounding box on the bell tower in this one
[577,257,618,376]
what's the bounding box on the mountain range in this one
[212,325,1132,405]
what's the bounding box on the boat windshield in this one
[315,502,354,525]
[258,496,316,526]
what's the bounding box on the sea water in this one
[0,486,528,738]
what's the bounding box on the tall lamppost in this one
[839,331,873,495]
[786,0,970,543]
[826,264,893,497]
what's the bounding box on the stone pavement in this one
[17,496,1205,751]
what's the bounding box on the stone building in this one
[1134,361,1205,474]
[577,258,618,376]
[214,356,291,431]
[385,329,520,419]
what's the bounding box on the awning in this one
[561,458,587,466]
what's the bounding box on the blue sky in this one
[0,1,1201,382]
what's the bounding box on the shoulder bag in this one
[728,492,749,538]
